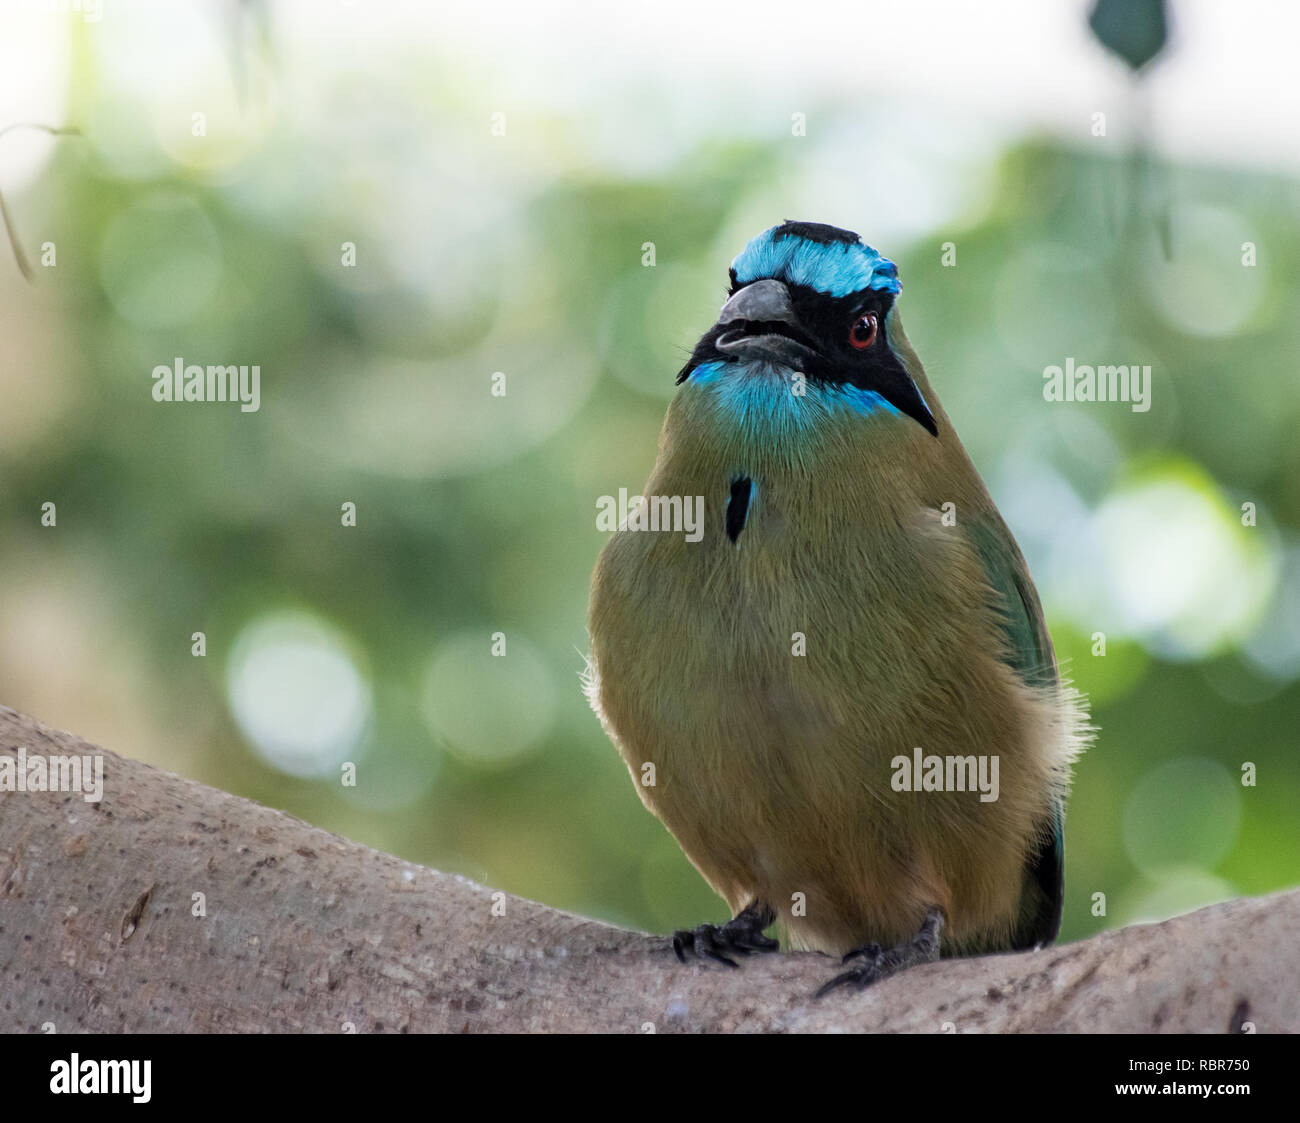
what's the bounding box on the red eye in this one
[849,312,878,350]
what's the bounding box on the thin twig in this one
[0,122,82,284]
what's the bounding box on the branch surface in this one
[0,705,1293,1033]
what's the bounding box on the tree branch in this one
[0,704,1293,1032]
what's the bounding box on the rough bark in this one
[0,704,1293,1033]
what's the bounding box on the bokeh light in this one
[1092,463,1276,658]
[226,611,373,779]
[1122,757,1242,876]
[421,631,558,768]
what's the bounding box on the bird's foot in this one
[816,906,945,996]
[673,900,778,968]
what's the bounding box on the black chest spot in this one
[726,476,753,543]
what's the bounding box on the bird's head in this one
[676,221,937,438]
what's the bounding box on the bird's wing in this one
[969,515,1065,949]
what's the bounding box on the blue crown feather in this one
[730,223,901,299]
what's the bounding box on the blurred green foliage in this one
[2,18,1298,949]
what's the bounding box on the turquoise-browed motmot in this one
[586,221,1088,991]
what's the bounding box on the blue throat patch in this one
[731,227,901,298]
[689,360,905,439]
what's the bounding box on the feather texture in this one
[588,275,1088,958]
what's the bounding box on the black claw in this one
[816,907,946,998]
[671,901,779,969]
[818,944,885,996]
[841,941,881,964]
[816,969,869,998]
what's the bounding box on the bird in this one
[585,220,1088,992]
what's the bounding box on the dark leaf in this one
[1089,0,1168,71]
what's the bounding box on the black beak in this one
[713,279,819,367]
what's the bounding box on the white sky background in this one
[2,0,1299,193]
